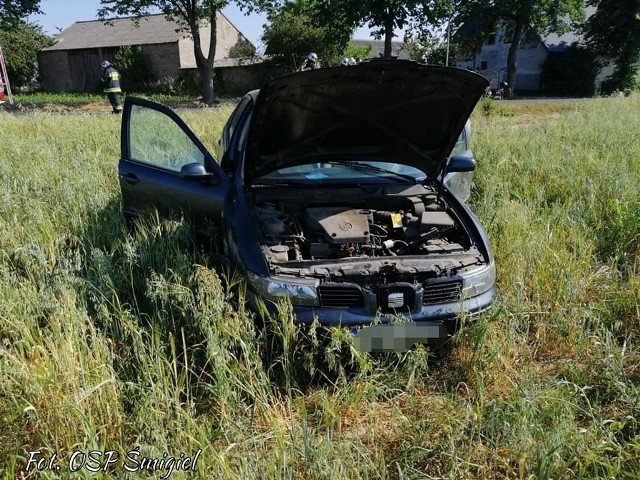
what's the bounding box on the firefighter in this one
[300,52,320,71]
[101,60,123,113]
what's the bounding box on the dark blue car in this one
[118,60,496,352]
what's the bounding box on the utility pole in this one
[0,45,14,105]
[445,10,452,66]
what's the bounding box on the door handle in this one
[122,173,139,185]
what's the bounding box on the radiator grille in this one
[422,279,463,305]
[318,284,364,308]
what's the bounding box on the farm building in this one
[38,13,254,92]
[350,39,412,60]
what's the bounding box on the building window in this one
[486,33,497,45]
[480,61,488,70]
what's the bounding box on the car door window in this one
[227,97,250,140]
[220,96,253,176]
[129,104,205,172]
[451,128,468,157]
[223,96,252,148]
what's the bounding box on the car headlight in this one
[462,262,496,297]
[247,273,319,307]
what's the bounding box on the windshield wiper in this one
[322,160,420,183]
[251,179,298,187]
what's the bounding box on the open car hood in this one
[244,60,488,185]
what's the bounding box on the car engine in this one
[253,193,472,270]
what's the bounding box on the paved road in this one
[503,97,597,104]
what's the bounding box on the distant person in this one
[0,77,5,104]
[500,81,511,99]
[300,52,320,71]
[101,60,123,114]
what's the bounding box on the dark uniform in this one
[101,61,123,113]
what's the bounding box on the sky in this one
[28,0,376,52]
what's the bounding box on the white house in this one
[456,7,603,93]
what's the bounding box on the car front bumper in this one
[248,286,496,352]
[286,286,496,326]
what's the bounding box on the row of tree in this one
[1,0,639,103]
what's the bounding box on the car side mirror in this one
[447,155,476,173]
[180,162,215,181]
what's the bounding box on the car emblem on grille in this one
[388,292,404,308]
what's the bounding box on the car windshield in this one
[258,160,427,184]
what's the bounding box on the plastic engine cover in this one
[305,207,370,244]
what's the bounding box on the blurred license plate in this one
[353,322,447,352]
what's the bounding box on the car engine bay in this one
[250,189,487,281]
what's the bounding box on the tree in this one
[342,41,372,63]
[316,0,450,58]
[407,33,454,65]
[262,0,354,68]
[0,20,53,87]
[455,0,585,95]
[541,44,598,96]
[114,44,155,91]
[228,40,256,58]
[98,0,259,105]
[584,0,640,94]
[0,0,41,27]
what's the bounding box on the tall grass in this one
[0,98,639,479]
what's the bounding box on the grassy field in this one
[0,97,639,479]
